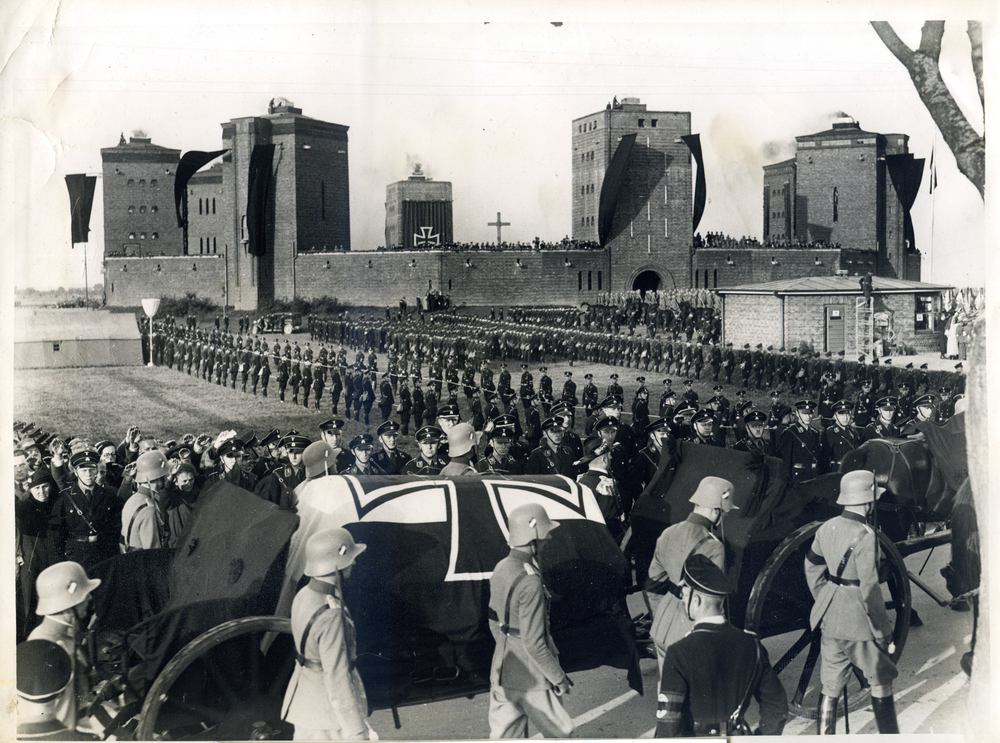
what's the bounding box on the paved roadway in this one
[367,545,973,738]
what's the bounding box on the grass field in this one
[13,356,785,447]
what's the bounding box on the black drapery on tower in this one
[65,174,97,244]
[884,153,925,252]
[680,134,706,234]
[246,144,276,257]
[174,150,228,227]
[597,133,637,247]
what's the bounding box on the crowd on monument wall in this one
[695,231,842,251]
[380,238,603,252]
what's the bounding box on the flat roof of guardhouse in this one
[717,276,953,296]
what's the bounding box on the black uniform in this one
[48,482,121,570]
[822,424,861,472]
[371,448,411,475]
[655,621,787,737]
[777,423,821,482]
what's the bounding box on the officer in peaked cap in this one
[582,372,599,418]
[372,420,411,475]
[476,420,523,475]
[655,553,787,737]
[49,450,120,570]
[318,419,354,474]
[400,426,448,475]
[561,370,578,407]
[251,428,283,480]
[687,408,722,447]
[255,434,309,509]
[822,400,860,472]
[862,396,901,441]
[524,417,577,477]
[646,477,735,670]
[900,394,939,437]
[805,470,898,734]
[17,638,76,739]
[777,400,821,483]
[734,410,776,456]
[607,372,624,400]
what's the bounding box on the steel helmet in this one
[837,470,885,506]
[302,441,334,478]
[17,640,73,729]
[304,528,367,577]
[135,450,169,484]
[35,561,101,615]
[507,503,560,547]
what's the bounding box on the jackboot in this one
[871,696,899,734]
[816,694,839,735]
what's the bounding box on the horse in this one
[839,433,960,544]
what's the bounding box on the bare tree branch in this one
[871,21,985,199]
[969,21,984,112]
[916,21,945,60]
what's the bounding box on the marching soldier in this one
[822,401,861,472]
[777,400,821,482]
[645,477,735,670]
[27,561,103,736]
[519,364,535,408]
[312,364,326,410]
[654,554,787,737]
[805,470,899,734]
[281,528,374,740]
[487,504,574,738]
[400,426,448,475]
[372,421,410,475]
[398,378,413,436]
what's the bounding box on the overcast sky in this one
[2,1,993,291]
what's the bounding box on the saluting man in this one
[487,504,574,738]
[804,470,899,734]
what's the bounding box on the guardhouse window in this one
[213,237,217,254]
[578,271,583,291]
[127,179,134,187]
[598,271,602,290]
[199,198,203,215]
[52,342,60,352]
[127,205,135,213]
[212,198,216,214]
[150,179,158,188]
[588,271,592,290]
[915,293,936,332]
[833,187,839,222]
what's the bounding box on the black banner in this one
[65,174,96,244]
[885,153,925,252]
[174,150,227,227]
[247,144,276,257]
[402,201,453,248]
[681,134,707,234]
[598,133,636,247]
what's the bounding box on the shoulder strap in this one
[501,570,532,636]
[728,636,763,733]
[121,500,151,551]
[835,528,871,580]
[297,603,331,666]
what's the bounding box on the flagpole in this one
[84,243,89,311]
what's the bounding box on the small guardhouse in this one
[718,276,952,356]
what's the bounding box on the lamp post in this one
[141,298,160,368]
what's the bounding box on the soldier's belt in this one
[71,534,100,543]
[486,608,521,638]
[823,570,860,587]
[792,463,818,469]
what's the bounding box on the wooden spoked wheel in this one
[135,616,295,740]
[745,521,910,719]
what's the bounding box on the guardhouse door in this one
[825,305,845,354]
